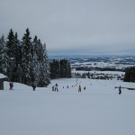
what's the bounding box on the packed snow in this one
[0,76,135,135]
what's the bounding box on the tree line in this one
[75,67,125,72]
[124,67,135,82]
[50,59,71,79]
[0,28,71,87]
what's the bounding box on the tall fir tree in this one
[50,59,71,79]
[21,28,33,84]
[60,59,70,78]
[6,29,15,58]
[67,62,71,78]
[50,59,60,79]
[31,36,40,83]
[0,35,9,75]
[6,29,16,80]
[12,32,22,81]
[38,44,50,87]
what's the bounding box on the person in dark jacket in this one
[55,83,58,92]
[32,81,36,91]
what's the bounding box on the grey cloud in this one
[0,0,135,55]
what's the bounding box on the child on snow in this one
[78,85,81,92]
[9,82,13,90]
[119,86,122,94]
[55,83,58,92]
[52,86,54,91]
[32,81,36,91]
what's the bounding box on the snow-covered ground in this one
[0,77,135,135]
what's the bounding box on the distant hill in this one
[49,55,135,70]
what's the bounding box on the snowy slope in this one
[0,78,135,135]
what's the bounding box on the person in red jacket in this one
[9,82,13,90]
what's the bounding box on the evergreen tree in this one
[21,28,33,84]
[50,60,60,79]
[38,44,50,87]
[124,67,135,82]
[50,59,71,79]
[31,36,41,83]
[12,32,22,82]
[6,29,15,58]
[67,62,71,78]
[0,35,9,75]
[6,29,16,80]
[60,59,64,78]
[30,49,39,83]
[16,64,23,82]
[32,36,39,57]
[60,59,71,78]
[37,39,43,62]
[0,28,55,86]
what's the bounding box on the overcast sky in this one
[0,0,135,56]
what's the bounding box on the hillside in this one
[49,55,135,69]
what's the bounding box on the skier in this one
[78,85,81,92]
[55,83,58,92]
[84,86,86,90]
[32,81,36,91]
[119,85,122,94]
[9,82,13,90]
[52,85,54,91]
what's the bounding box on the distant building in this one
[0,73,7,90]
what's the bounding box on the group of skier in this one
[9,81,122,95]
[52,84,122,94]
[52,83,59,92]
[51,84,87,93]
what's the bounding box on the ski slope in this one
[0,78,135,135]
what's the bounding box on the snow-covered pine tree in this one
[38,44,50,87]
[6,29,15,58]
[32,36,39,57]
[0,35,9,75]
[6,29,16,80]
[30,52,38,82]
[21,28,33,84]
[32,36,43,84]
[12,32,22,82]
[37,39,43,62]
[31,37,39,83]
